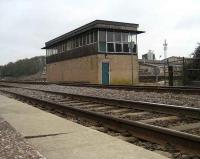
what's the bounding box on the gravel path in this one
[23,84,200,108]
[0,116,45,159]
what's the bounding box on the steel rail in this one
[57,83,200,94]
[0,89,200,155]
[37,89,200,120]
[1,80,200,94]
[0,83,200,119]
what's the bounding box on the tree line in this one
[192,43,200,59]
[0,56,45,78]
[184,43,200,83]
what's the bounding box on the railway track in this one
[1,81,200,94]
[57,83,200,95]
[0,84,200,157]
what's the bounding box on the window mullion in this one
[98,29,99,52]
[121,32,123,53]
[113,32,115,53]
[106,30,107,53]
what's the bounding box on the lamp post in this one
[128,35,135,85]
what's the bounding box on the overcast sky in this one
[0,0,199,65]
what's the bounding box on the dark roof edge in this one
[44,20,143,48]
[95,20,139,27]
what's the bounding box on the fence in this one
[163,57,200,86]
[183,58,200,85]
[163,58,184,86]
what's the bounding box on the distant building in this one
[142,50,155,61]
[161,56,183,63]
[139,56,184,78]
[139,59,163,76]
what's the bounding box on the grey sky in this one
[0,0,199,65]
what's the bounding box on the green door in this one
[102,63,109,85]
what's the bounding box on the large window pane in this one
[79,35,82,46]
[94,31,97,42]
[107,31,114,42]
[107,43,114,52]
[130,33,136,43]
[99,31,106,42]
[99,42,106,52]
[90,32,93,43]
[122,33,128,42]
[72,38,76,49]
[64,42,67,51]
[63,43,65,52]
[48,49,50,56]
[133,44,137,52]
[72,40,75,49]
[54,48,58,54]
[67,40,71,50]
[55,46,58,54]
[116,43,122,52]
[75,37,79,47]
[60,44,62,53]
[51,49,53,55]
[46,50,48,56]
[57,45,61,53]
[86,33,90,44]
[61,43,64,52]
[123,43,129,52]
[115,32,121,42]
[83,34,86,45]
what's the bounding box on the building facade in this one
[142,50,155,61]
[42,20,144,84]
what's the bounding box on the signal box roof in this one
[43,20,145,48]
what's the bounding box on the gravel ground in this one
[0,87,63,102]
[17,84,200,108]
[0,116,46,159]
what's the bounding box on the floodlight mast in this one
[163,39,168,59]
[163,39,168,85]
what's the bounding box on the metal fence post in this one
[182,57,185,85]
[168,65,173,86]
